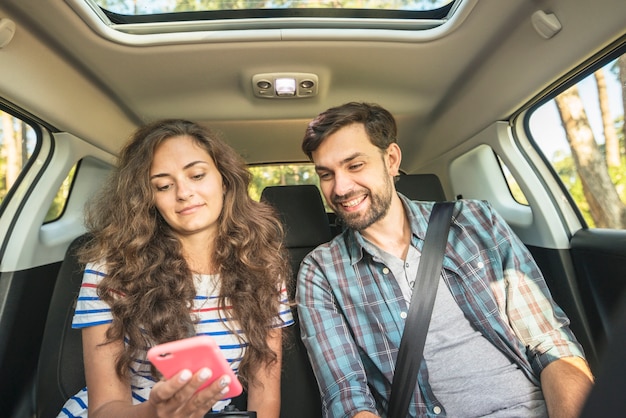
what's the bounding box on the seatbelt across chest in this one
[388,201,455,418]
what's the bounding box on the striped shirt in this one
[58,263,293,417]
[297,196,585,418]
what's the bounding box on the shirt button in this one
[477,261,484,268]
[433,406,442,415]
[382,267,390,274]
[400,311,407,319]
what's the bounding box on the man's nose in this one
[333,171,354,198]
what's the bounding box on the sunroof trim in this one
[104,6,454,24]
[117,18,446,35]
[96,0,455,18]
[67,0,477,45]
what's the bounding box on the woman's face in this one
[149,135,224,242]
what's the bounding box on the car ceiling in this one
[0,0,624,171]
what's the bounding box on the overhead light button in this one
[251,72,319,99]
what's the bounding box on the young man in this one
[296,102,593,418]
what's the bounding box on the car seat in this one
[260,184,333,418]
[395,173,446,202]
[35,234,90,418]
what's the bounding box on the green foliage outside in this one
[248,163,332,210]
[553,152,594,226]
[552,151,626,228]
[44,165,77,222]
[248,163,320,201]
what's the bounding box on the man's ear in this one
[386,143,402,176]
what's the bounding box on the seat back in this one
[395,173,446,202]
[261,184,333,298]
[36,234,88,418]
[261,185,332,418]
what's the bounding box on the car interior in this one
[0,0,625,417]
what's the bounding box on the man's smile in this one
[341,195,366,209]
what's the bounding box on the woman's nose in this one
[176,181,193,201]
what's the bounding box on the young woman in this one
[58,120,293,418]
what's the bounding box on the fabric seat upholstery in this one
[261,184,333,418]
[261,184,333,297]
[36,234,89,418]
[395,173,446,202]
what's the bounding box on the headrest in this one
[395,173,446,202]
[261,185,333,248]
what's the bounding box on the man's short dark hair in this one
[302,102,398,160]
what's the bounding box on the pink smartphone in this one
[147,335,243,399]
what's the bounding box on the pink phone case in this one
[147,335,243,399]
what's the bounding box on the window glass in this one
[497,155,528,205]
[0,110,74,223]
[44,164,77,223]
[85,0,459,38]
[0,110,37,205]
[248,163,330,209]
[95,0,454,15]
[527,53,625,228]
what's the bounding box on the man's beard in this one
[333,175,393,231]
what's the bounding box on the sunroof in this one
[75,0,464,41]
[94,0,455,16]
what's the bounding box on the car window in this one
[0,109,38,207]
[527,53,626,229]
[0,109,75,222]
[248,162,319,199]
[248,163,332,210]
[45,164,77,223]
[498,156,528,205]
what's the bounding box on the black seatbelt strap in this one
[388,201,455,418]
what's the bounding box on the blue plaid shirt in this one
[296,196,585,418]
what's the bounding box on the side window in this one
[45,164,77,222]
[0,109,75,222]
[498,156,529,205]
[527,53,625,228]
[0,109,38,205]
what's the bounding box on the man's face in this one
[312,123,400,231]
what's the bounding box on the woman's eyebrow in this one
[183,160,209,170]
[150,160,209,180]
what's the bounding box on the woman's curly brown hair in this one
[79,119,291,388]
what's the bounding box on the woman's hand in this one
[83,324,237,418]
[147,367,233,418]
